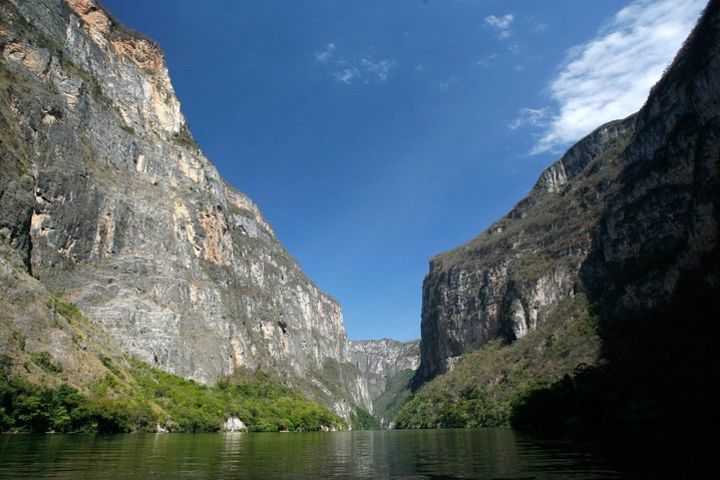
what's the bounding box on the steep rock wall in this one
[0,0,370,418]
[416,118,635,383]
[350,339,420,378]
[415,0,719,388]
[350,338,419,425]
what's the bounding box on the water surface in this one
[0,428,638,479]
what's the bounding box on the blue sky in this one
[103,0,705,341]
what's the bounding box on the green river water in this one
[0,428,659,478]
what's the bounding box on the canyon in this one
[2,0,718,434]
[0,0,385,425]
[401,0,719,429]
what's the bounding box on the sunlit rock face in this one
[416,0,720,386]
[349,338,419,426]
[350,339,420,378]
[0,0,370,419]
[415,118,636,383]
[350,339,419,399]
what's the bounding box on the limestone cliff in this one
[415,117,635,383]
[350,339,420,380]
[350,339,419,426]
[414,0,720,417]
[0,0,370,420]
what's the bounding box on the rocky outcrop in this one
[222,416,247,433]
[350,339,419,426]
[350,339,420,379]
[350,339,419,399]
[512,0,720,430]
[0,0,370,421]
[415,0,720,392]
[415,117,635,383]
[581,1,720,320]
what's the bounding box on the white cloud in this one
[314,43,395,86]
[315,43,336,62]
[485,13,515,40]
[530,0,706,153]
[438,76,458,92]
[510,107,549,130]
[475,54,499,68]
[334,68,360,85]
[498,30,513,40]
[485,14,514,30]
[361,58,396,82]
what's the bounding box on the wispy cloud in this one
[498,30,512,40]
[475,54,500,68]
[485,13,516,43]
[315,43,396,85]
[524,0,706,154]
[509,108,549,130]
[438,76,459,92]
[334,68,360,85]
[314,43,336,63]
[485,14,514,30]
[361,58,396,82]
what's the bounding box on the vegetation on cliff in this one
[0,353,345,433]
[373,369,414,425]
[396,296,599,429]
[0,253,344,434]
[350,408,381,430]
[512,275,720,431]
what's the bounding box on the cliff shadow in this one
[512,121,720,432]
[511,262,720,431]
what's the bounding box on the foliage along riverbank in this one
[0,354,346,434]
[395,297,600,429]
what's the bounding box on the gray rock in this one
[415,0,720,388]
[222,416,247,433]
[0,0,370,421]
[350,339,420,378]
[415,117,635,383]
[349,339,419,425]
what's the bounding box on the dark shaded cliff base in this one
[513,276,720,431]
[397,296,600,428]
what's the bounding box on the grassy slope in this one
[395,296,599,429]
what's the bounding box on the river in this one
[0,428,651,478]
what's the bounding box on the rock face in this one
[350,339,419,426]
[415,0,720,388]
[350,339,419,400]
[222,416,247,433]
[0,0,369,420]
[581,1,720,320]
[350,339,420,379]
[415,118,635,383]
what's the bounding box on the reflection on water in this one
[0,428,635,479]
